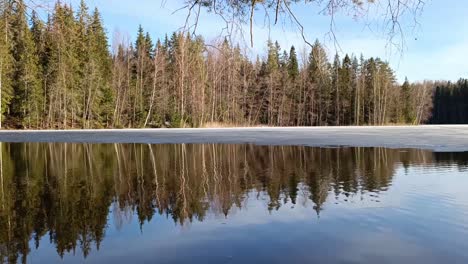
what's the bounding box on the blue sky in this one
[50,0,468,83]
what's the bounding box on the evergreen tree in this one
[30,11,45,73]
[0,1,437,128]
[308,40,331,125]
[132,25,153,126]
[332,53,341,125]
[30,10,47,122]
[340,54,352,124]
[144,32,154,58]
[280,50,288,69]
[287,46,299,80]
[265,40,281,124]
[364,57,376,124]
[266,40,279,73]
[89,7,112,127]
[0,0,13,128]
[10,0,42,127]
[76,0,90,127]
[45,3,81,128]
[401,77,412,123]
[351,56,359,125]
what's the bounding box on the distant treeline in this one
[430,79,468,124]
[0,0,460,129]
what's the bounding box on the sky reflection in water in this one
[0,143,467,263]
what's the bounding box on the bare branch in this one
[274,0,280,25]
[170,0,427,52]
[282,0,312,48]
[250,0,256,47]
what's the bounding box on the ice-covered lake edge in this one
[0,125,467,152]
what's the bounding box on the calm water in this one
[0,143,468,264]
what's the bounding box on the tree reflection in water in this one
[0,143,466,263]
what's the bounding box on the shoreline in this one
[0,125,467,152]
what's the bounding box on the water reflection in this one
[0,143,467,263]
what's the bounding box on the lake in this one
[0,143,467,263]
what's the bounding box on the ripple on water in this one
[0,144,467,263]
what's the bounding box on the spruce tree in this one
[10,0,42,127]
[364,57,376,124]
[288,46,299,80]
[280,50,288,69]
[30,11,45,70]
[76,0,90,127]
[144,32,154,58]
[340,54,352,124]
[265,40,280,124]
[0,0,13,128]
[401,77,412,123]
[308,40,331,125]
[0,1,434,128]
[332,53,341,125]
[351,56,360,125]
[266,40,279,73]
[132,25,150,125]
[31,10,47,118]
[90,7,112,126]
[45,2,81,128]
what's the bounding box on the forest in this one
[0,1,461,128]
[430,80,468,124]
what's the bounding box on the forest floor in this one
[0,125,467,152]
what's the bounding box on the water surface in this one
[0,143,467,263]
